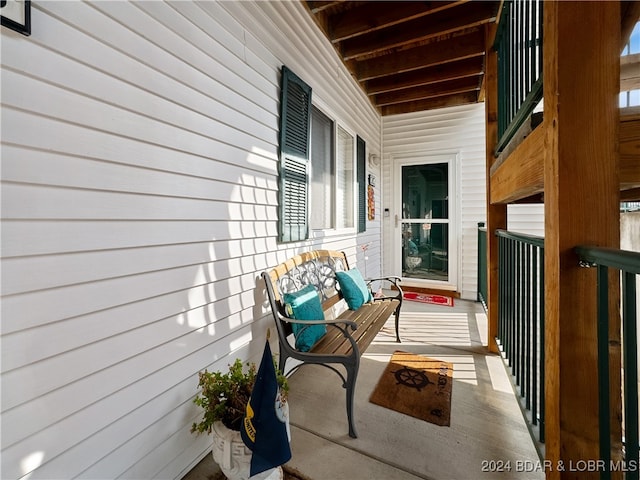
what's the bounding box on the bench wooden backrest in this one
[263,250,350,325]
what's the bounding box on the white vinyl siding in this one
[383,104,487,300]
[383,104,545,300]
[1,1,381,479]
[507,204,545,236]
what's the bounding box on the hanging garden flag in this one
[241,338,291,476]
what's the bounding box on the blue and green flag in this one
[241,339,291,476]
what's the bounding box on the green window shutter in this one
[357,136,366,233]
[278,66,312,243]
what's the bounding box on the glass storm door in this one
[399,160,453,284]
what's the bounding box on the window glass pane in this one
[629,22,640,54]
[401,164,448,219]
[310,107,334,229]
[336,126,354,229]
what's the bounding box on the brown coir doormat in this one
[369,351,453,427]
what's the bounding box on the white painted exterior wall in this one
[508,204,545,237]
[0,2,382,479]
[382,106,546,300]
[382,104,487,300]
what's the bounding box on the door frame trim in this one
[393,151,460,291]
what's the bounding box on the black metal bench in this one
[262,250,403,438]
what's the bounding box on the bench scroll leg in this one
[345,359,359,438]
[395,306,401,343]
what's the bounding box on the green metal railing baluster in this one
[515,239,520,386]
[524,243,531,409]
[507,237,518,371]
[539,245,545,443]
[597,264,611,480]
[532,246,539,425]
[478,224,487,307]
[575,246,640,479]
[496,230,546,443]
[495,0,544,154]
[622,272,638,480]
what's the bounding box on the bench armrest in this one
[366,276,403,300]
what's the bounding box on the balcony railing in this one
[478,222,640,469]
[496,229,546,443]
[477,223,488,308]
[575,246,640,480]
[494,0,544,154]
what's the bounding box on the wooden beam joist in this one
[380,91,477,116]
[373,76,481,107]
[621,114,640,190]
[364,57,483,95]
[340,2,495,61]
[328,1,463,43]
[621,53,640,91]
[355,29,484,81]
[622,188,640,202]
[489,125,544,204]
[489,113,640,205]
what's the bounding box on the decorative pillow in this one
[335,268,373,310]
[283,285,326,352]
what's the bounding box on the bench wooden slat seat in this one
[262,250,403,438]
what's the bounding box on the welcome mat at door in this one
[369,351,453,426]
[403,292,454,306]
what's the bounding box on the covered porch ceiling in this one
[306,1,640,117]
[305,1,499,116]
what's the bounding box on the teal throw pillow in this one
[283,285,326,352]
[335,268,373,310]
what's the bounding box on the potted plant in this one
[191,358,289,480]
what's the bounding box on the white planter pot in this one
[211,421,283,480]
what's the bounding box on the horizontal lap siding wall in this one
[382,104,487,300]
[0,2,381,479]
[382,105,546,299]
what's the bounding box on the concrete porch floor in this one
[183,298,544,480]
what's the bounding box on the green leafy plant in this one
[191,358,289,434]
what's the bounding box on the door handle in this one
[395,214,399,228]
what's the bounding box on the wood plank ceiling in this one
[305,0,501,116]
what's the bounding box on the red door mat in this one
[403,292,454,306]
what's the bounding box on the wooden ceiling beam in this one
[341,2,497,61]
[364,57,484,95]
[380,91,477,116]
[355,29,484,81]
[328,1,464,43]
[621,188,640,202]
[621,53,640,91]
[374,76,481,107]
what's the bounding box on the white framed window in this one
[310,107,334,230]
[309,106,356,232]
[336,125,354,230]
[278,66,363,241]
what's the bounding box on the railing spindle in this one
[575,246,640,479]
[495,229,545,443]
[622,272,638,480]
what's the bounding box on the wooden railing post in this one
[542,2,621,479]
[485,21,507,354]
